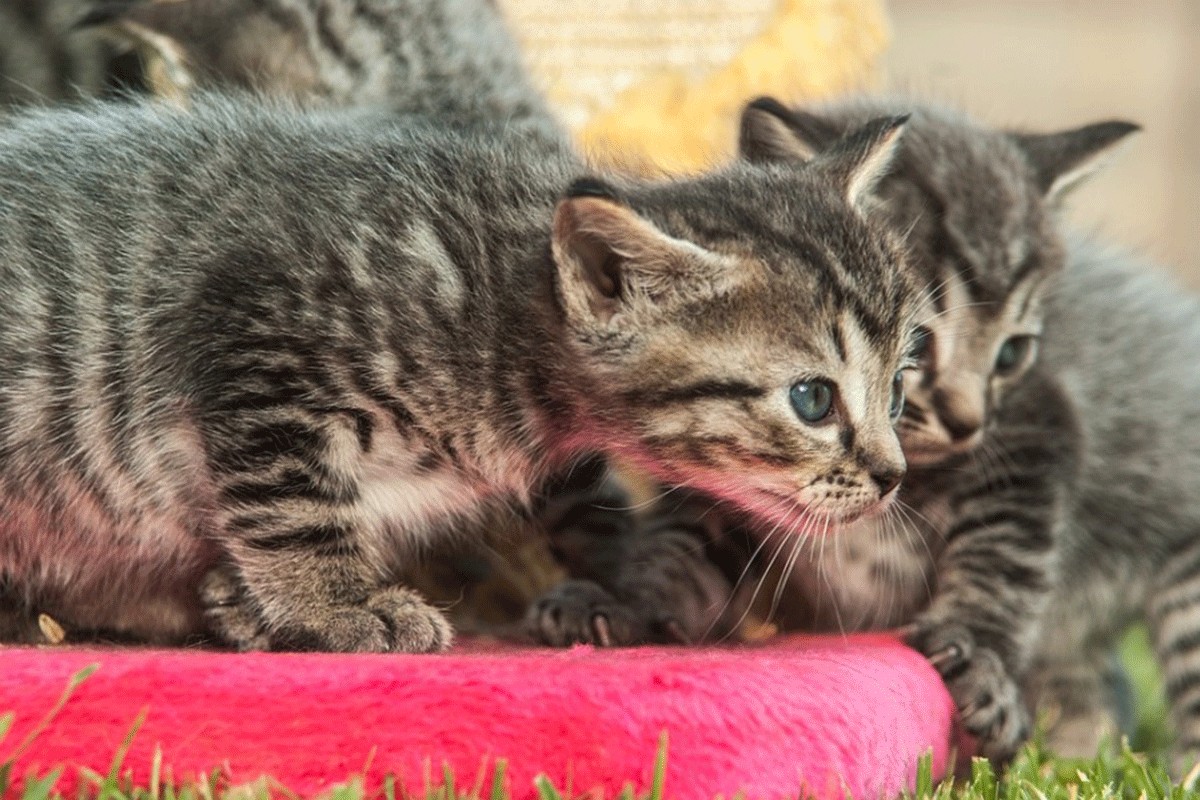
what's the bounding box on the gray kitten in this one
[0,95,920,653]
[528,98,1138,762]
[77,0,559,138]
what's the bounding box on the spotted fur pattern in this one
[0,95,919,653]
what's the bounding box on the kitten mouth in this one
[748,488,886,529]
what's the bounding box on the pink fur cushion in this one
[0,634,952,799]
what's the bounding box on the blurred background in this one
[887,0,1200,286]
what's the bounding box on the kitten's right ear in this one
[811,115,909,212]
[551,179,737,326]
[1010,120,1141,202]
[738,97,842,164]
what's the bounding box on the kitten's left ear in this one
[810,114,909,212]
[551,179,738,326]
[738,97,842,164]
[1010,120,1141,202]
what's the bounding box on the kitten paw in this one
[200,565,271,651]
[526,579,642,647]
[273,586,453,653]
[203,568,452,653]
[906,622,1031,762]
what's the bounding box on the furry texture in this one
[0,635,953,799]
[529,99,1138,763]
[0,94,919,653]
[1031,239,1200,772]
[77,0,560,141]
[0,0,135,109]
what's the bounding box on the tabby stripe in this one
[1162,628,1200,657]
[222,468,354,505]
[245,523,353,552]
[625,381,766,406]
[1165,670,1200,701]
[944,509,1048,544]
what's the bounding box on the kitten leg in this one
[208,538,453,653]
[1024,654,1126,759]
[906,372,1077,762]
[205,409,454,653]
[533,457,751,645]
[1149,538,1200,775]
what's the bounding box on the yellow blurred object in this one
[500,0,889,172]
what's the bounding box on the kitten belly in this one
[0,491,216,643]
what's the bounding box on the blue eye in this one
[889,372,905,423]
[995,336,1033,375]
[790,380,835,423]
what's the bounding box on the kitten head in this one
[738,98,1138,466]
[549,116,922,528]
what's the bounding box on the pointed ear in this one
[76,1,198,102]
[811,115,909,211]
[551,179,736,325]
[738,97,841,164]
[1010,120,1140,202]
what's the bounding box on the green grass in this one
[1,633,1191,800]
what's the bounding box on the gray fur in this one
[1033,240,1200,771]
[530,98,1139,763]
[77,0,561,140]
[0,95,919,652]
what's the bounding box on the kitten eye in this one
[889,371,905,423]
[790,379,835,423]
[909,326,933,363]
[994,335,1035,376]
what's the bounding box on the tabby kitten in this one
[0,95,919,653]
[78,0,559,140]
[529,98,1138,762]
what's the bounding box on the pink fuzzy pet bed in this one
[0,634,952,799]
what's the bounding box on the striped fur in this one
[75,0,560,139]
[530,100,1139,763]
[0,95,919,653]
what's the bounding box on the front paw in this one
[201,565,271,651]
[273,586,454,653]
[203,567,452,654]
[906,622,1031,762]
[526,579,643,647]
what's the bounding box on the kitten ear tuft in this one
[813,114,909,211]
[739,98,843,164]
[75,0,205,104]
[1011,120,1141,202]
[565,177,623,202]
[551,195,734,326]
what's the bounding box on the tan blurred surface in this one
[887,0,1200,286]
